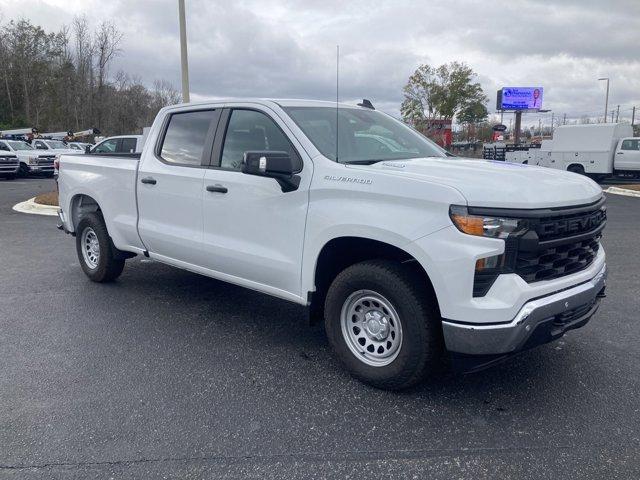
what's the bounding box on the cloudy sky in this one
[1,0,639,126]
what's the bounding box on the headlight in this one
[449,205,526,239]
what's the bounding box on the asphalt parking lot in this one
[1,178,639,479]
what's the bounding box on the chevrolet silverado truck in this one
[56,99,607,390]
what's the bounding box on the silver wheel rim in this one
[81,227,100,269]
[340,290,403,367]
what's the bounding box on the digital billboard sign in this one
[497,87,544,111]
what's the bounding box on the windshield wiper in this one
[340,159,387,165]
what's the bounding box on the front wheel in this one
[324,260,444,390]
[75,213,125,282]
[18,163,29,177]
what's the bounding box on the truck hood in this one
[362,157,603,209]
[12,151,61,159]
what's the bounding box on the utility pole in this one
[615,105,620,123]
[598,78,609,123]
[632,106,636,126]
[538,119,542,138]
[178,0,190,103]
[563,113,567,125]
[551,112,555,133]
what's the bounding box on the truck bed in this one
[57,153,145,253]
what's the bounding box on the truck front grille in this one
[472,198,606,297]
[515,235,601,283]
[0,156,19,168]
[37,156,55,166]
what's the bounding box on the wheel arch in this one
[567,163,586,174]
[69,193,102,232]
[307,236,440,324]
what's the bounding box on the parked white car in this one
[57,99,607,389]
[0,139,56,177]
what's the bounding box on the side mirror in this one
[242,151,300,192]
[85,145,91,154]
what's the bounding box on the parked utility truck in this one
[540,123,639,178]
[56,99,607,390]
[0,139,56,177]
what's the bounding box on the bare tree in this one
[93,20,122,128]
[0,16,180,137]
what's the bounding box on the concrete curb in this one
[12,197,59,216]
[605,186,640,198]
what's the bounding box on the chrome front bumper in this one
[442,264,607,360]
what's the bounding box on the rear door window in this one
[120,137,137,153]
[621,139,639,151]
[159,110,219,166]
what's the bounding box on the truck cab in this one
[614,137,640,175]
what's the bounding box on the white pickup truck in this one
[57,99,607,389]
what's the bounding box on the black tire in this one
[567,164,585,175]
[18,163,29,177]
[324,260,444,390]
[75,212,125,282]
[44,172,54,178]
[4,173,17,180]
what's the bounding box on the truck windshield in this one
[7,141,33,150]
[44,140,67,149]
[284,106,446,164]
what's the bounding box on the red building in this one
[417,119,452,148]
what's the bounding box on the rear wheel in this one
[324,260,444,390]
[75,213,125,282]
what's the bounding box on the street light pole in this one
[598,78,609,123]
[178,0,190,103]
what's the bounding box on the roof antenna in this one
[335,44,339,163]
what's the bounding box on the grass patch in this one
[617,185,640,192]
[34,191,59,206]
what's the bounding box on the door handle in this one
[206,184,228,193]
[141,177,157,185]
[616,152,624,155]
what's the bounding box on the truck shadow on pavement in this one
[82,255,602,412]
